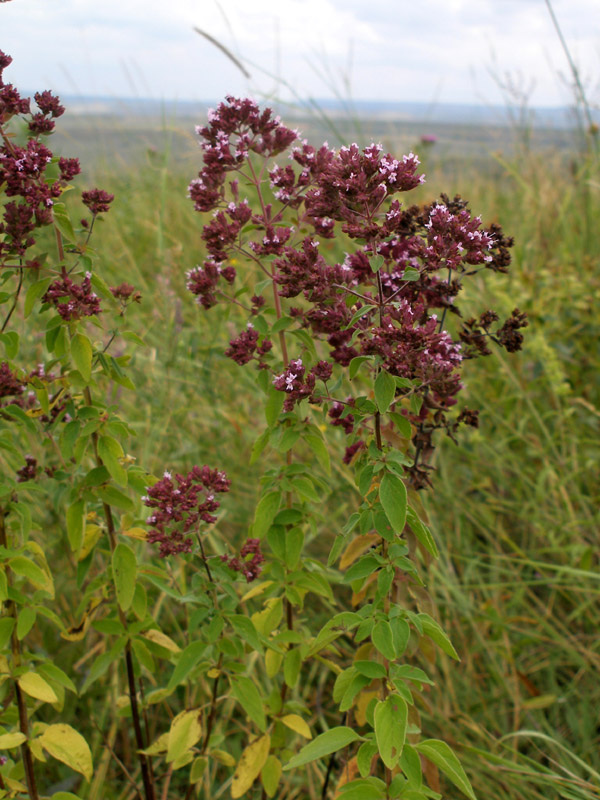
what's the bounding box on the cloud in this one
[1,0,598,106]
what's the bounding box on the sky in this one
[1,0,599,108]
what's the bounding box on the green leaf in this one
[17,606,36,640]
[52,203,77,244]
[390,617,410,658]
[354,661,386,679]
[374,695,408,768]
[271,315,294,334]
[98,435,127,487]
[166,641,206,691]
[349,356,373,380]
[406,507,438,558]
[80,638,126,693]
[0,617,15,649]
[372,620,395,661]
[71,333,93,382]
[418,614,459,660]
[415,740,476,800]
[305,434,330,474]
[265,387,285,428]
[228,615,263,654]
[374,371,396,414]
[343,305,377,331]
[284,647,301,689]
[250,429,270,465]
[283,726,363,771]
[39,723,93,780]
[343,556,380,585]
[96,486,134,511]
[112,543,136,612]
[25,277,53,317]
[9,556,53,595]
[388,411,412,439]
[357,741,379,778]
[66,499,85,553]
[380,472,407,533]
[0,331,19,359]
[231,676,266,732]
[337,779,386,799]
[253,491,282,538]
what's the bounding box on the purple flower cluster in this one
[225,323,272,367]
[42,273,101,321]
[272,358,332,411]
[221,538,264,582]
[82,189,114,215]
[0,361,24,400]
[186,259,236,309]
[187,97,525,484]
[16,455,37,483]
[0,51,115,263]
[143,466,231,558]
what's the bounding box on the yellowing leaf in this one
[142,629,181,653]
[18,672,58,704]
[241,580,274,602]
[0,732,26,748]
[39,723,93,781]
[167,709,202,764]
[4,777,27,792]
[122,527,148,541]
[141,732,169,756]
[340,534,380,570]
[280,715,312,739]
[261,755,282,798]
[60,597,102,641]
[211,748,236,767]
[231,734,271,798]
[78,524,103,561]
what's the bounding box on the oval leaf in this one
[18,672,58,704]
[280,714,312,739]
[112,542,136,612]
[415,739,476,800]
[167,709,202,763]
[379,473,407,533]
[284,726,362,771]
[374,695,408,768]
[39,723,93,781]
[231,734,271,798]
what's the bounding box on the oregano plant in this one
[0,47,528,800]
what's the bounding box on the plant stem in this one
[83,386,156,800]
[1,265,23,334]
[0,509,40,800]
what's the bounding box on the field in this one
[1,92,599,800]
[61,106,599,799]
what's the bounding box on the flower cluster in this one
[143,466,231,558]
[186,259,236,309]
[16,455,37,483]
[187,97,526,483]
[42,273,101,321]
[110,282,142,305]
[272,358,332,411]
[0,361,24,400]
[81,189,114,215]
[225,324,272,367]
[221,538,264,582]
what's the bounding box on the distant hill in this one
[37,94,598,131]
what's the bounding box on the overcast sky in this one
[1,0,599,108]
